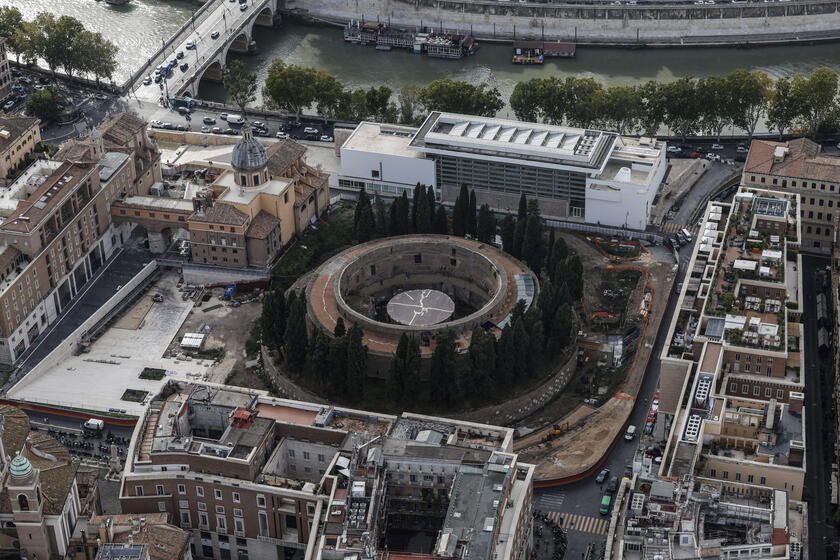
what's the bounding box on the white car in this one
[186,40,196,49]
[319,135,334,142]
[211,31,220,39]
[666,146,681,153]
[276,132,289,139]
[303,126,318,135]
[710,143,724,150]
[2,100,14,110]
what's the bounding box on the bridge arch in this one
[221,28,253,62]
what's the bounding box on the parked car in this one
[595,469,609,484]
[711,143,724,150]
[186,40,196,49]
[2,100,14,111]
[143,75,152,85]
[644,421,654,435]
[177,106,190,114]
[303,126,319,135]
[211,126,223,134]
[203,116,216,125]
[736,144,748,153]
[240,3,247,10]
[226,114,245,124]
[666,146,681,154]
[176,51,184,59]
[276,131,289,139]
[180,63,189,71]
[319,135,334,142]
[201,126,210,132]
[211,31,220,39]
[607,476,618,493]
[669,237,680,251]
[624,425,637,441]
[154,74,163,84]
[225,128,238,135]
[252,121,265,129]
[691,151,702,159]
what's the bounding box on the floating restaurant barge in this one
[344,22,477,59]
[512,40,576,64]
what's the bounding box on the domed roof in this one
[231,123,267,172]
[10,454,31,478]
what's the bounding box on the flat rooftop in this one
[408,111,619,170]
[342,122,424,158]
[256,402,319,426]
[0,160,63,217]
[120,196,194,212]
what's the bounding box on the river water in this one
[4,0,840,109]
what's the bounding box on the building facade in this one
[0,141,136,364]
[120,382,535,560]
[0,116,40,182]
[743,138,840,252]
[0,39,10,104]
[659,186,807,501]
[336,113,666,231]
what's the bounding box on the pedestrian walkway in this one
[549,512,609,535]
[535,492,566,510]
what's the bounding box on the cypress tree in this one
[412,183,423,231]
[477,203,494,244]
[500,214,515,253]
[567,254,584,301]
[429,330,459,407]
[517,192,528,221]
[311,329,330,389]
[522,213,545,275]
[389,199,400,236]
[512,317,530,378]
[415,185,431,233]
[346,324,368,400]
[327,336,349,397]
[388,333,421,405]
[433,205,448,234]
[427,186,436,229]
[452,188,466,237]
[284,293,309,373]
[333,317,346,338]
[261,290,287,351]
[467,190,477,238]
[374,193,388,237]
[353,187,375,242]
[512,219,526,259]
[496,324,515,389]
[468,327,496,399]
[397,191,410,235]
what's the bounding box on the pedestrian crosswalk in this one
[535,492,566,510]
[548,512,609,535]
[661,222,699,234]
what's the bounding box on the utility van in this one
[84,418,104,432]
[680,228,693,243]
[600,495,612,515]
[226,114,245,124]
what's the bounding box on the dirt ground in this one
[167,288,263,384]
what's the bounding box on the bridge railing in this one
[121,0,222,94]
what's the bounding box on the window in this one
[760,476,767,485]
[233,492,240,503]
[748,475,754,483]
[17,495,28,511]
[179,500,189,509]
[234,508,243,518]
[318,454,325,463]
[181,511,191,527]
[753,386,760,396]
[307,503,316,515]
[198,502,207,511]
[742,384,749,394]
[734,353,740,361]
[156,485,165,495]
[710,469,716,478]
[371,169,380,179]
[258,511,269,536]
[288,449,295,458]
[178,484,186,495]
[158,502,167,512]
[744,364,750,372]
[215,489,223,500]
[735,473,741,481]
[766,388,772,398]
[414,254,422,264]
[777,389,784,399]
[722,471,729,480]
[303,451,310,460]
[216,505,225,514]
[196,486,204,497]
[135,486,144,497]
[257,495,266,508]
[199,512,209,528]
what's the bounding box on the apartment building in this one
[120,382,535,560]
[607,471,805,560]
[337,113,666,231]
[0,115,40,182]
[743,138,840,253]
[0,144,135,364]
[659,187,807,501]
[0,38,11,104]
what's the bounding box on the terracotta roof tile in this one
[744,138,840,182]
[0,116,39,154]
[266,140,305,178]
[189,203,249,226]
[245,210,280,239]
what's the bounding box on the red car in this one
[691,151,702,159]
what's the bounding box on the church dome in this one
[10,454,31,478]
[231,123,267,172]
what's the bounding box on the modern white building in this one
[335,112,667,231]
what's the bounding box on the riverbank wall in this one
[284,0,840,46]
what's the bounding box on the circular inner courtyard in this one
[386,289,456,327]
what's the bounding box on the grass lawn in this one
[121,389,149,403]
[139,367,166,380]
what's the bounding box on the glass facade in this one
[432,154,587,212]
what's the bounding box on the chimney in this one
[788,392,804,415]
[773,146,788,162]
[765,398,777,429]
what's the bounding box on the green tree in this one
[512,193,528,259]
[549,303,573,356]
[373,194,388,237]
[539,77,569,125]
[510,79,544,122]
[565,254,584,301]
[467,190,477,238]
[313,71,346,122]
[452,184,469,237]
[696,75,732,141]
[327,336,349,396]
[261,290,287,351]
[353,187,375,242]
[263,59,319,117]
[366,85,393,122]
[398,83,421,124]
[74,31,118,85]
[637,80,665,136]
[522,200,544,275]
[564,76,604,128]
[337,89,369,121]
[345,324,367,400]
[310,329,330,390]
[495,324,515,389]
[791,68,839,135]
[477,203,495,244]
[500,214,515,253]
[13,22,39,66]
[512,315,530,378]
[429,330,460,407]
[333,317,346,338]
[418,79,503,117]
[223,59,258,117]
[433,205,448,234]
[727,69,772,140]
[284,293,309,373]
[767,77,797,139]
[662,76,700,141]
[396,191,410,234]
[599,85,641,135]
[414,185,432,233]
[468,326,496,399]
[25,88,60,122]
[388,333,421,405]
[0,7,23,62]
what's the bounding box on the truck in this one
[83,418,104,432]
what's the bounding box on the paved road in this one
[5,245,153,389]
[534,241,691,559]
[668,162,739,226]
[131,0,271,102]
[802,254,835,560]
